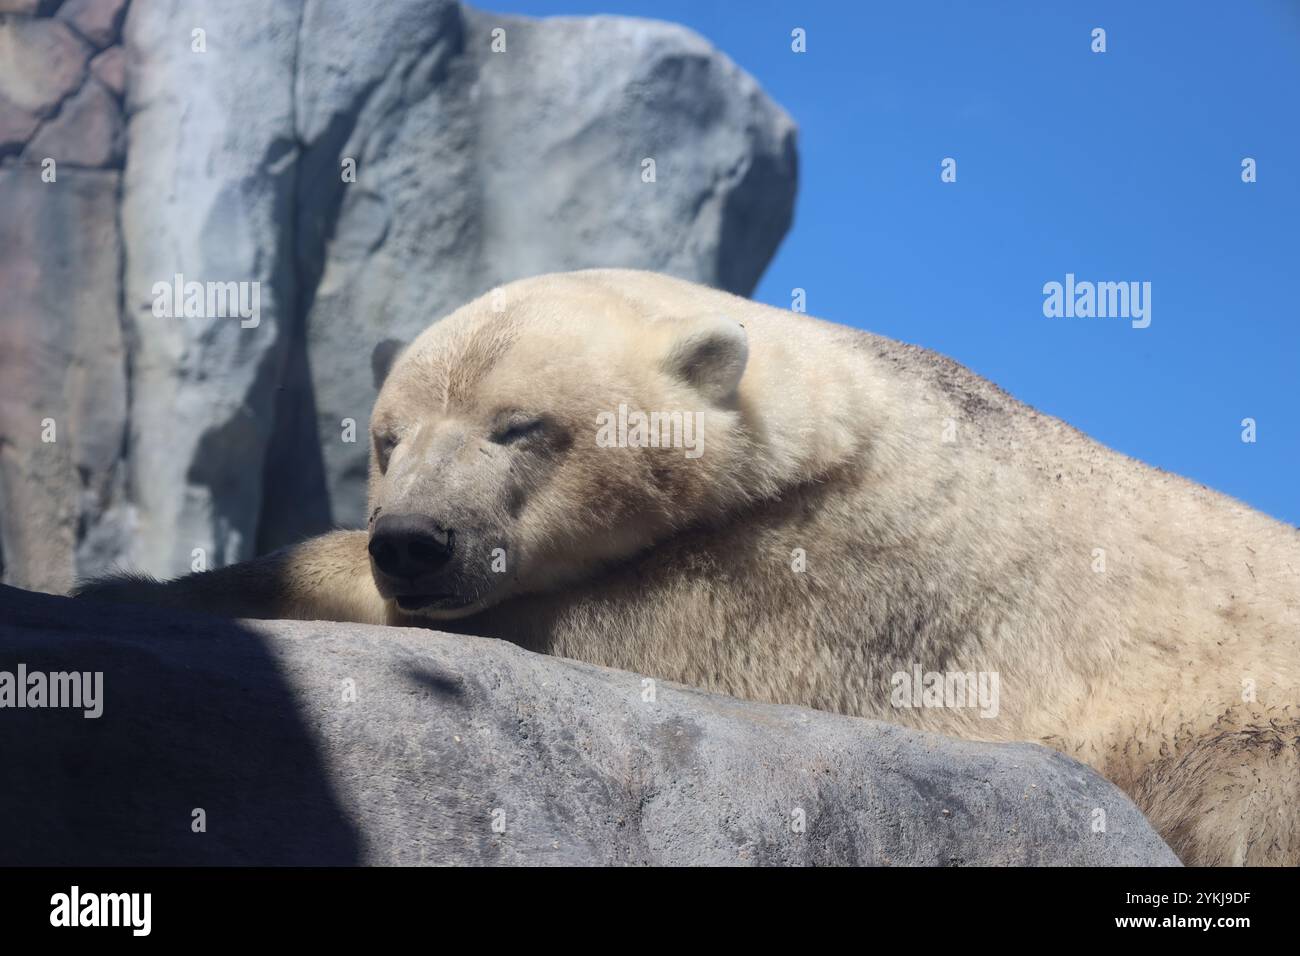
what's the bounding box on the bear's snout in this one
[368,513,456,582]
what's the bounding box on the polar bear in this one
[79,269,1300,866]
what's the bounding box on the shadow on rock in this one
[0,585,362,865]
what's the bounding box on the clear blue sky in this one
[496,0,1299,525]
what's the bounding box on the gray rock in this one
[118,0,300,577]
[0,16,90,116]
[0,168,128,594]
[0,2,124,164]
[0,1,58,15]
[0,5,130,589]
[22,75,123,166]
[0,13,93,158]
[0,584,1179,866]
[57,0,127,50]
[89,43,125,98]
[0,95,39,157]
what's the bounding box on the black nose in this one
[368,514,455,579]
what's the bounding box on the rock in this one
[0,584,1179,866]
[0,16,90,117]
[0,5,130,588]
[57,0,127,49]
[118,0,301,578]
[23,76,123,166]
[0,168,128,594]
[0,95,39,157]
[0,1,59,15]
[0,2,126,162]
[0,0,796,587]
[88,44,125,98]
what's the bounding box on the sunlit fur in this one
[78,269,1300,865]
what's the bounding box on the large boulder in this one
[0,0,797,590]
[0,585,1179,866]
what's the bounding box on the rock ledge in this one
[0,585,1178,866]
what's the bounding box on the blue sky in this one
[497,0,1299,525]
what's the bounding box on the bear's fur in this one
[79,269,1300,865]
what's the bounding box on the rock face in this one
[0,1,131,594]
[0,584,1179,866]
[0,0,798,590]
[0,169,127,593]
[119,0,302,577]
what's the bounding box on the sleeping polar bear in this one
[79,269,1300,865]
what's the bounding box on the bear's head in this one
[365,271,756,620]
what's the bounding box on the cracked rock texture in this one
[0,585,1180,865]
[0,0,798,590]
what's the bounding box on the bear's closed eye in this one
[490,417,545,445]
[374,432,399,472]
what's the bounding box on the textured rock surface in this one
[0,15,90,116]
[0,0,796,589]
[119,0,301,577]
[0,170,127,594]
[22,74,123,166]
[57,0,127,49]
[0,585,1179,866]
[0,0,130,594]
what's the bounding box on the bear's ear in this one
[661,317,749,404]
[372,338,407,390]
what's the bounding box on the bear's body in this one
[80,270,1300,865]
